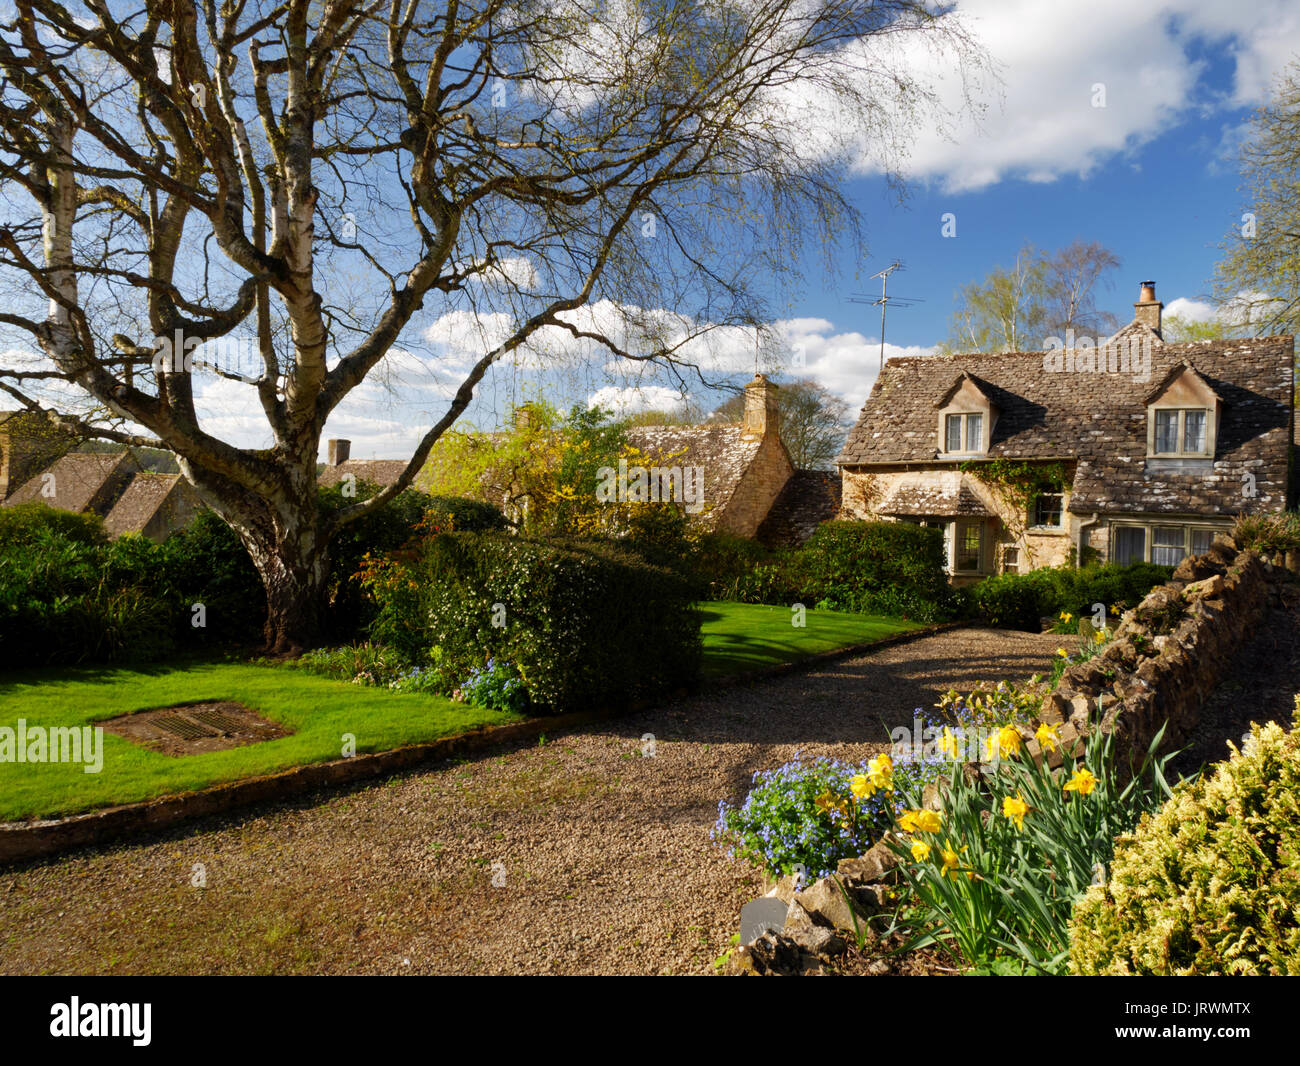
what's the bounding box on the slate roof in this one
[625,424,762,524]
[756,469,841,548]
[3,450,142,514]
[837,334,1295,517]
[877,473,992,517]
[317,459,409,489]
[102,473,195,539]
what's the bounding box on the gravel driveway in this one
[0,626,1068,976]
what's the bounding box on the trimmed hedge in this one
[970,563,1172,631]
[374,531,701,712]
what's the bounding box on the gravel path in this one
[0,626,1069,976]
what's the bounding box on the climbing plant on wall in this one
[960,459,1070,569]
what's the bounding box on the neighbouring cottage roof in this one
[102,473,195,539]
[625,424,763,525]
[756,469,841,548]
[837,335,1295,516]
[4,450,142,514]
[877,472,992,518]
[318,458,409,489]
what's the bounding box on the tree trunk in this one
[182,463,329,656]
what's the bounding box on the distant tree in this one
[1159,314,1242,344]
[943,240,1122,352]
[711,378,849,469]
[1215,59,1300,337]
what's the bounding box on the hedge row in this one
[968,562,1173,631]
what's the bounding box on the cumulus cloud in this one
[586,385,692,415]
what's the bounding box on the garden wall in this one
[1039,535,1295,764]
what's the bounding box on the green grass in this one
[699,602,920,680]
[0,603,917,821]
[0,663,520,821]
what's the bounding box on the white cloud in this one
[763,0,1300,192]
[586,385,691,414]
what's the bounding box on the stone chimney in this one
[742,374,779,438]
[1134,280,1162,337]
[327,438,351,466]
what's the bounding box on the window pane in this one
[1114,527,1146,566]
[946,414,962,452]
[1033,493,1063,527]
[956,524,981,570]
[1190,529,1215,556]
[1154,410,1178,453]
[1183,410,1207,453]
[1152,526,1185,566]
[965,413,983,452]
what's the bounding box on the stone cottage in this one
[0,416,201,541]
[835,283,1295,583]
[321,373,841,545]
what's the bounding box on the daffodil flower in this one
[867,753,893,791]
[1035,722,1059,752]
[939,842,966,879]
[849,774,873,800]
[1063,767,1098,795]
[1003,793,1029,831]
[911,840,931,862]
[997,724,1022,758]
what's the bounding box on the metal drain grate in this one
[153,713,222,741]
[188,708,243,734]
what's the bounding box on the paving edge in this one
[0,620,964,867]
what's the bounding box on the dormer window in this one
[1145,363,1219,461]
[937,373,996,456]
[945,412,983,454]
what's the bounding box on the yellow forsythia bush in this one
[1069,699,1300,975]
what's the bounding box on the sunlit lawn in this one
[699,601,920,680]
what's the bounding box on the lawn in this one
[699,602,921,680]
[0,603,918,821]
[0,663,519,821]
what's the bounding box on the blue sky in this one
[306,0,1300,460]
[6,0,1300,460]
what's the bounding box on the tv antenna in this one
[849,261,924,373]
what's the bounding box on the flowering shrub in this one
[456,657,529,714]
[712,750,947,882]
[885,718,1175,974]
[1070,700,1300,975]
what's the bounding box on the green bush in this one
[422,495,510,533]
[368,531,701,712]
[1069,703,1300,975]
[796,521,952,620]
[971,563,1172,632]
[0,501,107,548]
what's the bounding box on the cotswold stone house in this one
[0,416,200,541]
[835,283,1296,583]
[320,374,840,545]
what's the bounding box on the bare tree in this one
[1043,239,1120,338]
[0,0,987,651]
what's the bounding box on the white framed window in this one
[1111,522,1226,566]
[943,412,984,455]
[1001,544,1020,572]
[1150,408,1212,457]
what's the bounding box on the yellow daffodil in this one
[815,790,835,814]
[897,808,941,834]
[939,842,966,879]
[849,774,873,800]
[911,840,932,862]
[1094,630,1106,644]
[997,724,1022,758]
[1035,722,1060,752]
[1063,767,1098,796]
[867,753,893,791]
[938,726,961,759]
[1056,647,1069,658]
[984,731,1000,761]
[1060,611,1073,623]
[1003,793,1029,831]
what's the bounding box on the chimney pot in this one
[1134,280,1162,338]
[328,438,351,466]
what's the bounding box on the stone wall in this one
[720,431,794,538]
[1038,534,1291,765]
